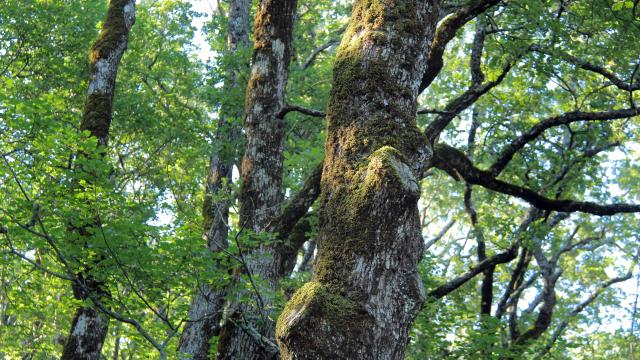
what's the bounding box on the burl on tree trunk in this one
[277,0,439,359]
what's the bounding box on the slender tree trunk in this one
[61,1,135,359]
[177,0,250,358]
[216,0,298,358]
[276,1,439,359]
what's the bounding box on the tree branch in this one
[429,244,518,299]
[301,39,339,70]
[424,59,516,143]
[425,219,456,250]
[534,271,634,359]
[268,162,322,239]
[419,0,502,92]
[277,103,326,119]
[531,45,640,92]
[489,108,640,176]
[495,247,531,319]
[433,143,640,216]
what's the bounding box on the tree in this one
[1,0,639,359]
[60,1,136,358]
[177,0,250,357]
[277,0,640,359]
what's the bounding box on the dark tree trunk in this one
[276,1,440,359]
[177,0,250,358]
[216,0,298,358]
[61,1,135,359]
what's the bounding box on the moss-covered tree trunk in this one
[60,1,135,359]
[276,1,439,359]
[177,0,250,358]
[216,0,298,358]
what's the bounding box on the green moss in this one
[307,0,426,296]
[89,0,131,63]
[80,93,113,140]
[364,0,386,29]
[276,282,371,339]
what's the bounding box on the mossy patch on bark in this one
[276,281,372,338]
[89,0,132,63]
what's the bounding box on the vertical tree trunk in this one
[177,0,250,358]
[216,0,297,358]
[276,1,439,359]
[61,1,135,359]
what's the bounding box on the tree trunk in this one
[276,1,439,359]
[177,0,250,358]
[216,0,298,358]
[61,1,135,359]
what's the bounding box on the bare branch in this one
[301,39,339,70]
[277,103,326,119]
[495,247,531,319]
[425,219,456,250]
[417,107,454,115]
[429,244,518,299]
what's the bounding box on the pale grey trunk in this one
[177,0,250,358]
[61,307,110,360]
[276,1,439,359]
[216,0,297,358]
[61,1,135,359]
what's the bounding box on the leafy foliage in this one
[1,0,639,358]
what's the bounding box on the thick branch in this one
[433,143,640,216]
[268,162,322,239]
[489,108,640,176]
[419,0,501,92]
[276,215,312,277]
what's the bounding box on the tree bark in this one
[61,1,136,359]
[177,0,250,358]
[276,1,439,359]
[216,0,298,358]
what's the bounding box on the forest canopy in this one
[0,0,639,359]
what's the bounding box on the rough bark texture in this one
[80,0,136,146]
[276,1,439,359]
[61,306,110,360]
[177,0,250,358]
[216,0,298,358]
[61,1,135,359]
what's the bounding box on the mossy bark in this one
[61,1,135,359]
[177,0,251,358]
[216,0,298,358]
[276,1,439,359]
[80,0,136,147]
